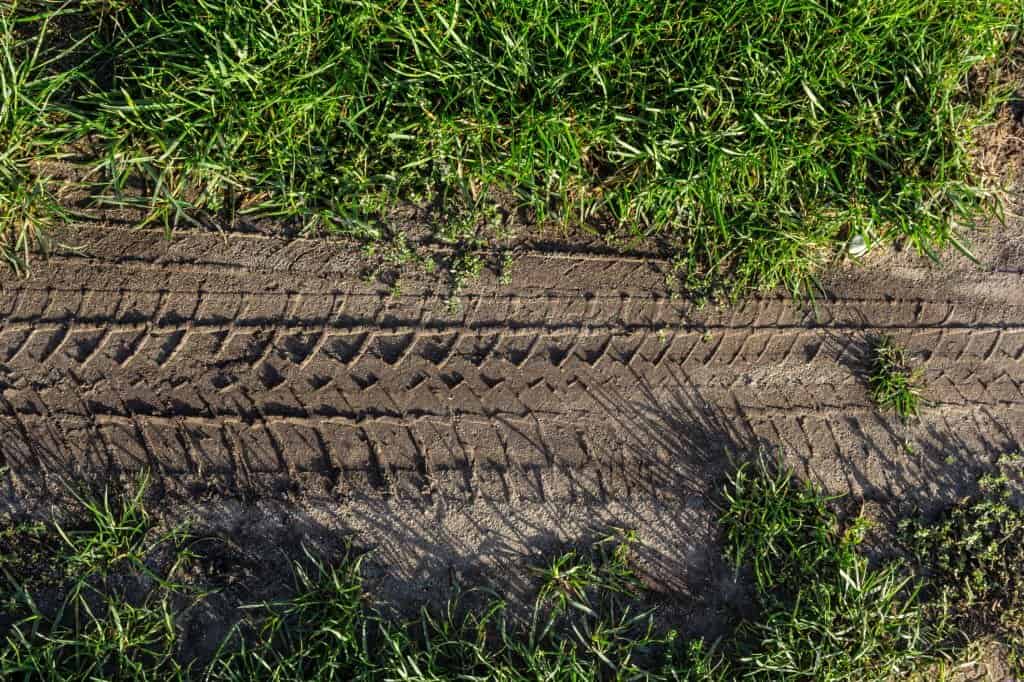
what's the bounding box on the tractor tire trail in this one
[2,226,1023,508]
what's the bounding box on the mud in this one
[2,111,1024,636]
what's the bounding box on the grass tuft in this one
[868,335,926,419]
[721,455,936,680]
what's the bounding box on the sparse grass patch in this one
[209,533,698,681]
[2,494,713,680]
[2,0,1019,293]
[0,478,193,681]
[6,460,1024,679]
[721,456,938,680]
[868,335,926,419]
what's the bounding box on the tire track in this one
[2,226,1024,505]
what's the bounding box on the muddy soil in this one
[2,104,1023,642]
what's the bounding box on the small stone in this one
[847,234,868,257]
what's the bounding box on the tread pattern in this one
[2,227,1024,503]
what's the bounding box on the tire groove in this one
[6,224,1024,504]
[12,399,1024,428]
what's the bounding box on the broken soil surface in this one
[2,111,1024,644]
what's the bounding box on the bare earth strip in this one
[1,187,1023,623]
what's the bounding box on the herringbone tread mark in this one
[3,273,1023,502]
[3,392,1022,502]
[4,219,1024,502]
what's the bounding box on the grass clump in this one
[721,456,936,680]
[0,479,192,681]
[0,4,83,273]
[3,0,1020,292]
[868,335,925,419]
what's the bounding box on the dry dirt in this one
[2,105,1023,644]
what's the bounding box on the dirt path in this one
[2,184,1023,625]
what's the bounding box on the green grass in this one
[2,0,1019,293]
[8,459,1004,680]
[5,459,1024,679]
[205,535,700,681]
[867,335,926,419]
[0,478,193,681]
[899,459,1024,667]
[0,488,710,681]
[721,456,937,680]
[0,6,80,273]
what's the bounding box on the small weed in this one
[868,335,925,419]
[435,207,483,247]
[534,532,641,616]
[899,469,1024,653]
[446,251,484,311]
[359,231,423,292]
[498,250,514,286]
[379,232,416,268]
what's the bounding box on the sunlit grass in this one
[2,0,1018,295]
[868,335,926,419]
[8,460,1014,679]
